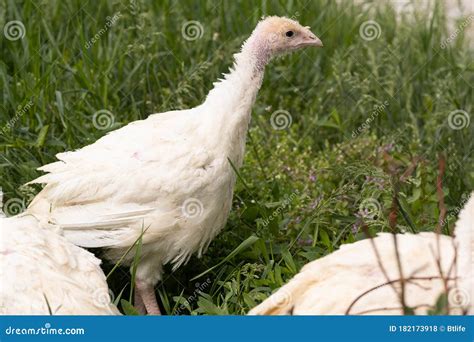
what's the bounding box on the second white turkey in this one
[249,193,474,315]
[0,215,118,315]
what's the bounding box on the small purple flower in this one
[365,175,386,190]
[351,222,361,234]
[297,238,314,246]
[309,195,323,209]
[383,143,394,152]
[355,208,370,219]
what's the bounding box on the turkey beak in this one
[307,35,323,47]
[301,27,323,48]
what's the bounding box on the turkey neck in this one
[203,31,271,167]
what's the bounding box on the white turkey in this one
[25,16,323,314]
[249,192,474,315]
[0,215,119,315]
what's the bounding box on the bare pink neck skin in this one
[201,30,273,164]
[204,29,272,108]
[238,31,273,73]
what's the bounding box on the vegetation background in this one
[1,0,472,314]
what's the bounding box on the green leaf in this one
[407,187,421,203]
[241,204,260,221]
[196,296,226,315]
[271,181,280,199]
[113,285,127,306]
[319,229,331,249]
[396,197,417,233]
[191,235,260,280]
[107,226,149,279]
[35,125,49,148]
[281,249,297,273]
[120,299,140,316]
[129,229,144,302]
[54,91,67,129]
[428,293,447,315]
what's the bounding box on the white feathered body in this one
[0,215,119,315]
[27,49,264,284]
[249,193,474,315]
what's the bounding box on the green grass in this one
[1,0,473,315]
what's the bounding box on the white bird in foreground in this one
[0,215,119,315]
[249,193,474,315]
[25,16,323,314]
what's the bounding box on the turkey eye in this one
[285,31,294,37]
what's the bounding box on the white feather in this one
[0,215,119,315]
